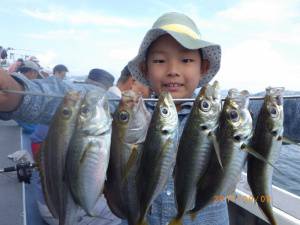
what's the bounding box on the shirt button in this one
[166,190,172,196]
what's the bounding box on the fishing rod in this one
[1,89,300,102]
[0,162,37,184]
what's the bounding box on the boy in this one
[0,12,299,225]
[126,12,228,225]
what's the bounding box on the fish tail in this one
[189,212,198,221]
[168,217,183,225]
[136,218,148,225]
[260,204,278,225]
[256,197,278,225]
[261,209,278,225]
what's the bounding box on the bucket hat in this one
[128,12,221,88]
[19,61,44,78]
[20,61,40,72]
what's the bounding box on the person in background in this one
[29,56,41,68]
[15,60,43,134]
[39,68,51,78]
[85,68,115,90]
[8,58,24,74]
[17,60,43,80]
[53,64,68,80]
[108,65,150,98]
[0,46,8,67]
[0,46,7,60]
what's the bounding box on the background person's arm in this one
[0,69,24,112]
[0,70,106,124]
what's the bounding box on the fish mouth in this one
[82,124,111,136]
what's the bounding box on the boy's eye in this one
[152,59,165,63]
[182,58,194,63]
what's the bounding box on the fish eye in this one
[269,106,278,118]
[160,106,169,117]
[81,106,89,115]
[229,110,239,122]
[200,100,211,112]
[119,111,129,122]
[62,108,71,117]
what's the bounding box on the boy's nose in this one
[167,60,180,77]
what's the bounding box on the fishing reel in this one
[0,162,36,184]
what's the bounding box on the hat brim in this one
[128,28,221,88]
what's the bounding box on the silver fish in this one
[136,92,178,225]
[169,81,221,225]
[247,87,284,225]
[66,91,112,215]
[105,90,150,225]
[190,89,253,216]
[39,91,83,225]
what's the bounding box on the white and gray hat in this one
[128,12,221,88]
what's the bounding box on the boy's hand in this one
[0,68,24,112]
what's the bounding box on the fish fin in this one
[241,144,283,175]
[122,144,139,181]
[35,146,41,171]
[282,136,300,147]
[168,217,183,225]
[208,132,223,169]
[189,212,197,221]
[137,218,148,225]
[157,138,173,160]
[100,95,109,109]
[79,142,93,164]
[255,199,278,225]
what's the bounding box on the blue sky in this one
[1,0,300,92]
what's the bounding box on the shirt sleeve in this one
[249,91,300,142]
[0,74,106,124]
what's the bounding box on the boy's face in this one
[144,34,207,99]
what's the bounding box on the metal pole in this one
[1,89,300,102]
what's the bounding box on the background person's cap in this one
[86,68,115,90]
[53,64,69,73]
[128,12,221,88]
[29,56,39,63]
[20,61,40,72]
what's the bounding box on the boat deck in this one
[0,120,47,225]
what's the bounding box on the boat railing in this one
[233,172,300,225]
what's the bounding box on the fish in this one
[189,89,253,216]
[247,87,285,225]
[105,90,151,225]
[136,91,179,225]
[169,81,222,225]
[39,91,83,225]
[66,91,112,216]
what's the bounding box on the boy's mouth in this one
[163,82,183,92]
